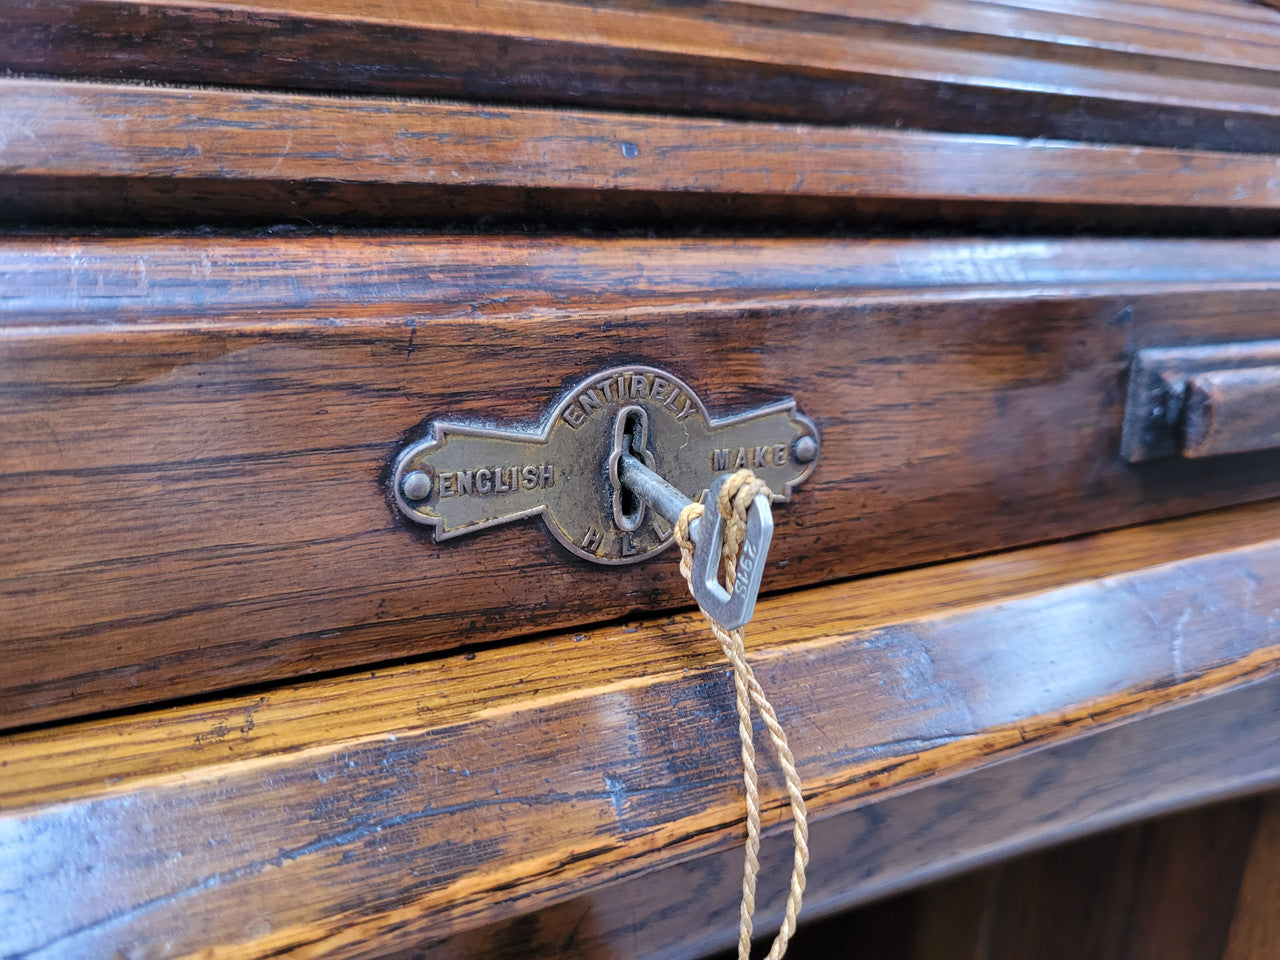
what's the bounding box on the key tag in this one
[688,473,774,630]
[618,454,774,629]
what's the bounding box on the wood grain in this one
[4,78,1280,230]
[1102,804,1260,960]
[979,802,1259,960]
[10,236,1280,725]
[3,501,1280,959]
[431,684,1280,960]
[3,0,1280,154]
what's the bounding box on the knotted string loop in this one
[674,469,808,960]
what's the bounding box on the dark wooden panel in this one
[981,802,1259,960]
[10,237,1280,725]
[1225,795,1280,960]
[762,867,999,960]
[3,78,1280,230]
[4,504,1280,959]
[3,0,1280,153]
[766,793,1268,960]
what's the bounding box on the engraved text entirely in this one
[561,370,699,429]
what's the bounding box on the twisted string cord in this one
[674,469,809,960]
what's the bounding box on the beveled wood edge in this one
[6,235,1280,327]
[764,0,1280,40]
[156,0,1280,64]
[7,497,1280,810]
[407,677,1280,960]
[4,501,1280,957]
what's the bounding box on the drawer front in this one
[5,235,1280,726]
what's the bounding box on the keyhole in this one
[618,413,645,520]
[609,405,652,533]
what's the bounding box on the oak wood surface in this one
[6,4,1278,955]
[4,0,1280,155]
[10,236,1280,726]
[4,500,1280,959]
[4,78,1280,230]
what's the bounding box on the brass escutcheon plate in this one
[392,365,819,564]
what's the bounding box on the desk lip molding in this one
[3,500,1280,958]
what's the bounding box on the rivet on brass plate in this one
[392,365,820,565]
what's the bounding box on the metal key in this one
[618,453,773,630]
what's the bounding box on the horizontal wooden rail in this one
[2,0,1279,154]
[9,236,1280,726]
[3,500,1280,958]
[3,78,1280,229]
[7,235,1280,326]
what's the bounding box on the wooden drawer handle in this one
[1182,366,1280,459]
[1122,340,1280,462]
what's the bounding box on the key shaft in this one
[617,453,774,630]
[618,454,694,529]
